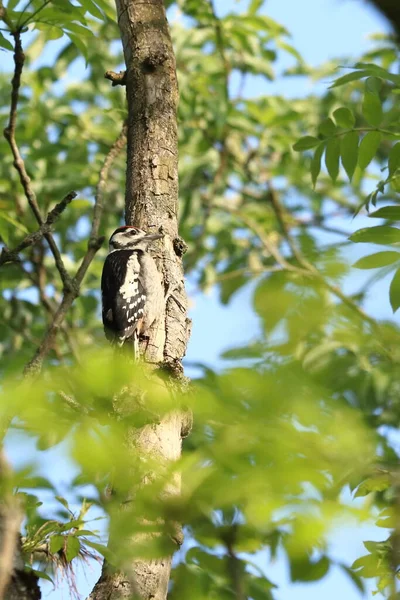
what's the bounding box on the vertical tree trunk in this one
[89,2,190,599]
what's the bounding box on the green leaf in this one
[91,0,116,20]
[79,0,104,19]
[0,32,13,51]
[30,569,54,585]
[354,62,400,85]
[85,540,113,560]
[365,76,383,94]
[368,206,400,220]
[311,143,325,188]
[333,107,355,129]
[351,554,378,577]
[290,556,330,582]
[74,529,98,537]
[388,142,400,177]
[0,213,28,233]
[318,118,336,137]
[340,564,365,594]
[65,536,80,562]
[350,225,400,245]
[220,273,248,305]
[325,137,340,182]
[330,70,371,88]
[249,0,264,14]
[362,91,382,127]
[7,0,20,10]
[293,136,320,151]
[66,32,89,61]
[0,218,9,245]
[340,131,358,181]
[55,496,69,510]
[358,131,382,170]
[49,534,65,554]
[354,474,391,498]
[389,267,400,312]
[353,251,400,269]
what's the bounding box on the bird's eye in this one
[129,230,138,236]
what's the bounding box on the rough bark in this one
[89,2,190,599]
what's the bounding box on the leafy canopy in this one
[0,0,400,598]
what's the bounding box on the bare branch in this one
[3,30,73,291]
[105,70,127,86]
[0,191,77,267]
[90,122,127,244]
[267,182,306,266]
[24,123,128,376]
[265,184,380,330]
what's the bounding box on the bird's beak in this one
[144,233,164,241]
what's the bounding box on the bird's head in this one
[108,226,163,252]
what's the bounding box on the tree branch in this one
[0,452,23,599]
[90,122,127,245]
[105,70,127,86]
[266,183,380,329]
[3,29,73,291]
[23,122,128,376]
[0,191,76,267]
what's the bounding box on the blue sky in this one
[1,0,396,598]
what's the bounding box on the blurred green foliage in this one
[0,0,400,598]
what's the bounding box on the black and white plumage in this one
[101,226,164,355]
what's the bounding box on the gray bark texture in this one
[89,1,191,599]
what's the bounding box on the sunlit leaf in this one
[325,137,340,182]
[65,536,81,562]
[388,142,400,177]
[293,136,320,151]
[368,206,400,220]
[333,107,355,129]
[353,251,400,269]
[311,143,325,188]
[389,267,400,312]
[340,131,358,181]
[350,225,400,245]
[358,131,382,169]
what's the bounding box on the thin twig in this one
[19,0,52,29]
[266,183,379,328]
[90,122,127,244]
[267,182,306,266]
[0,191,76,266]
[222,526,245,600]
[214,201,306,274]
[31,242,81,364]
[184,0,231,270]
[209,0,230,104]
[24,123,128,376]
[3,30,73,291]
[0,452,22,599]
[58,391,89,415]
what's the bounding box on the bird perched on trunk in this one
[101,225,164,358]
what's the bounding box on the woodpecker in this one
[101,225,164,357]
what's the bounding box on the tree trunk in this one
[89,1,191,599]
